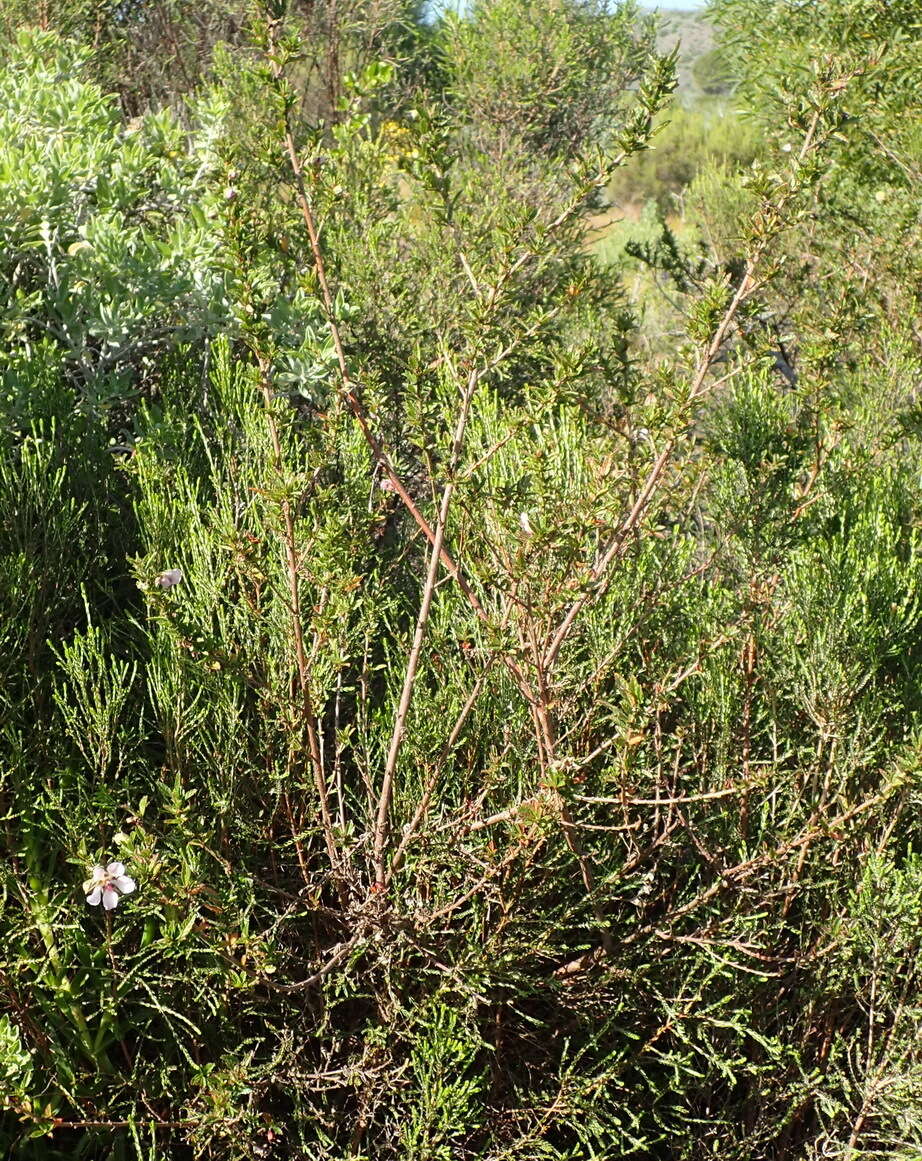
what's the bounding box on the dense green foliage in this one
[1,2,921,1158]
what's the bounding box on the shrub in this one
[606,100,760,212]
[1,3,922,1158]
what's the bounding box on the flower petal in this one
[91,864,107,880]
[102,886,119,910]
[113,875,135,895]
[86,888,102,906]
[106,862,125,877]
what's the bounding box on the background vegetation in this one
[1,1,920,1158]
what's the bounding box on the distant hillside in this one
[651,9,718,102]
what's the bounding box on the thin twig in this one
[257,358,345,906]
[373,365,481,883]
[386,658,496,884]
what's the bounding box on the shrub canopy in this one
[1,2,921,1158]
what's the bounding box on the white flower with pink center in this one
[155,569,183,589]
[83,862,136,911]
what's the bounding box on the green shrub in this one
[606,100,760,212]
[692,45,735,96]
[1,3,921,1158]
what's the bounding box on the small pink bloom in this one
[84,861,136,911]
[155,569,183,589]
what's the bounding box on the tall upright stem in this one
[372,368,480,884]
[258,359,345,906]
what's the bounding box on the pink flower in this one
[83,862,136,911]
[155,569,183,589]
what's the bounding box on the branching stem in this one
[257,358,345,906]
